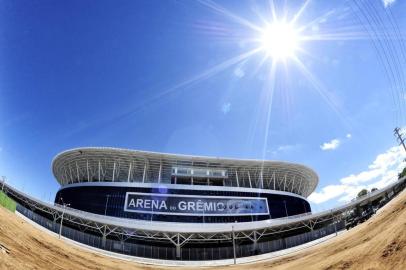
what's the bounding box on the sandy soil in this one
[0,190,405,270]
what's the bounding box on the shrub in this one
[0,191,16,212]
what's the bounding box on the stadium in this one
[2,146,405,263]
[52,147,318,224]
[48,147,321,261]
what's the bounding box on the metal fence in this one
[16,204,344,261]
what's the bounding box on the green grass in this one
[0,191,16,212]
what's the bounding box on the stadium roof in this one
[52,147,319,197]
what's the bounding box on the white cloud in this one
[336,185,367,203]
[309,145,406,205]
[383,0,396,8]
[320,139,340,150]
[221,103,231,114]
[277,145,296,152]
[340,169,383,185]
[320,134,351,151]
[308,185,347,204]
[269,144,302,156]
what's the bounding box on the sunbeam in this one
[291,55,353,129]
[197,0,263,32]
[103,47,263,124]
[261,61,278,160]
[291,0,311,25]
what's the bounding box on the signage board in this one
[124,192,269,216]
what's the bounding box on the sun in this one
[260,22,300,61]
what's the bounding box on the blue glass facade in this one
[55,185,311,223]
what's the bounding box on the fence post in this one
[334,216,337,236]
[232,226,236,264]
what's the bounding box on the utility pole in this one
[394,127,406,152]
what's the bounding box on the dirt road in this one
[0,190,405,270]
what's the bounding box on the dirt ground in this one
[0,190,405,270]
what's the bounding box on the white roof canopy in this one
[52,147,318,197]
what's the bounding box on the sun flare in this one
[260,22,300,60]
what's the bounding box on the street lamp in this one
[58,201,70,239]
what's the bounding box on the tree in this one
[357,189,368,198]
[398,167,406,179]
[371,187,378,192]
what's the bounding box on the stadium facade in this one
[52,147,318,224]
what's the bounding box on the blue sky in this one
[1,0,406,212]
